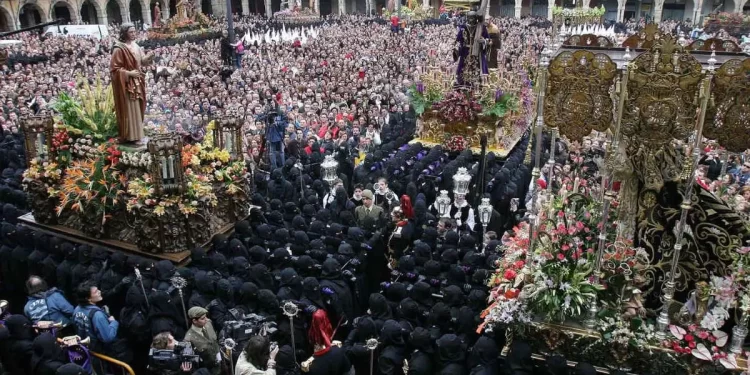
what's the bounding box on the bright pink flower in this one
[503,269,517,281]
[557,253,565,261]
[684,334,694,342]
[562,244,570,251]
[697,331,710,340]
[513,260,525,269]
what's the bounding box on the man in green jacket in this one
[184,307,222,375]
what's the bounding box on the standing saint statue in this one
[111,24,152,144]
[152,2,161,26]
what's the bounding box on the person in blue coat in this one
[72,280,122,357]
[23,275,74,326]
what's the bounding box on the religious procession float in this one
[19,77,251,261]
[410,0,532,155]
[703,12,750,38]
[147,0,213,40]
[273,6,320,24]
[382,0,434,22]
[479,14,750,374]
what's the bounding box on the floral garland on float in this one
[22,81,251,254]
[480,152,750,373]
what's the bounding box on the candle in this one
[573,177,580,193]
[161,156,168,179]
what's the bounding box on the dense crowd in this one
[0,11,747,375]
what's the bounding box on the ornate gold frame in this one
[621,24,662,50]
[147,134,187,196]
[621,35,704,190]
[544,50,618,142]
[686,38,742,53]
[703,58,750,153]
[564,34,614,48]
[20,111,55,165]
[214,110,245,161]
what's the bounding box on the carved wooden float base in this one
[18,212,237,266]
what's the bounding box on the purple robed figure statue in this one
[454,0,490,87]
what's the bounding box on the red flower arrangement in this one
[432,91,483,123]
[446,135,467,152]
[105,139,121,166]
[50,129,71,153]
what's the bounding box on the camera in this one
[148,342,200,372]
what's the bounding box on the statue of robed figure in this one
[453,0,490,87]
[110,24,153,144]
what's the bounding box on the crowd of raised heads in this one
[3,12,744,375]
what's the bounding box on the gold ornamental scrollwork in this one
[703,58,750,153]
[621,36,704,191]
[544,50,617,142]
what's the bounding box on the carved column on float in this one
[514,0,521,17]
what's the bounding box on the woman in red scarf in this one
[301,309,352,375]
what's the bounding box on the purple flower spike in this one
[416,82,425,94]
[495,89,504,102]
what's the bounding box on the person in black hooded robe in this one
[300,277,342,327]
[408,282,433,318]
[319,258,355,335]
[277,268,303,302]
[442,285,466,320]
[367,293,392,331]
[53,243,77,300]
[406,327,434,375]
[505,340,535,375]
[268,168,294,202]
[329,186,355,220]
[98,252,130,316]
[69,245,93,290]
[41,239,64,291]
[190,247,212,272]
[275,344,300,375]
[436,333,466,375]
[250,264,276,291]
[10,226,33,301]
[456,306,478,347]
[189,271,214,309]
[235,282,259,317]
[343,316,379,375]
[378,319,405,375]
[31,332,66,375]
[119,286,150,375]
[6,314,34,374]
[468,335,499,375]
[148,290,185,340]
[0,326,13,374]
[27,232,49,277]
[427,303,453,342]
[270,247,293,279]
[256,289,280,322]
[226,238,250,260]
[208,278,234,333]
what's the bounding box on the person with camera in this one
[149,331,196,374]
[234,335,279,375]
[184,307,222,375]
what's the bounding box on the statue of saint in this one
[111,24,152,144]
[153,2,161,27]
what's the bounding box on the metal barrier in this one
[90,351,136,375]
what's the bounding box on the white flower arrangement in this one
[120,151,153,168]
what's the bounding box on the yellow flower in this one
[154,205,166,216]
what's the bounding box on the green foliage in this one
[480,94,517,118]
[51,77,119,141]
